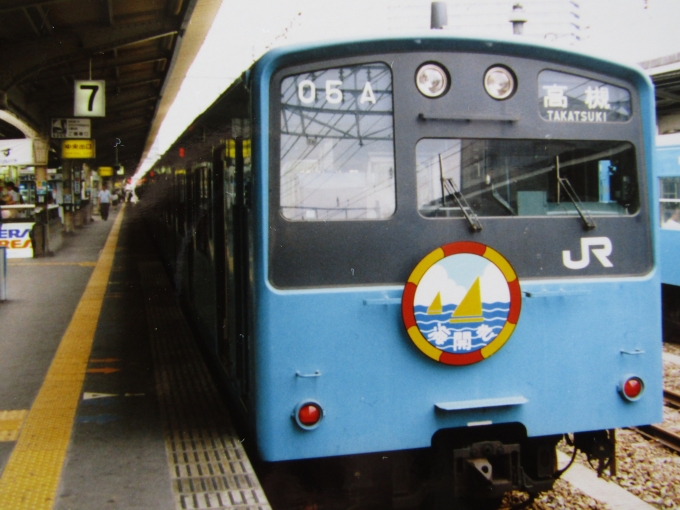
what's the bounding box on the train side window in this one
[279,63,395,221]
[660,177,680,229]
[177,171,186,203]
[416,139,639,218]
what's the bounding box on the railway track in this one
[630,388,680,454]
[664,387,680,408]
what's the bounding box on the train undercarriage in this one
[260,424,617,509]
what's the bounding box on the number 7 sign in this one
[74,80,106,117]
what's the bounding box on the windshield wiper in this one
[556,156,596,230]
[440,154,482,231]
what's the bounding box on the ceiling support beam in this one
[31,76,162,104]
[0,0,74,13]
[0,18,179,92]
[35,5,54,35]
[29,53,170,83]
[21,7,40,34]
[107,96,160,114]
[106,0,115,26]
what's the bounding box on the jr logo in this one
[562,237,613,270]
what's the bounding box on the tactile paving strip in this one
[140,261,271,510]
[0,410,28,442]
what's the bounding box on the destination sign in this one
[538,70,631,123]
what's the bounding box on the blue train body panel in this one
[251,278,662,461]
[657,145,680,285]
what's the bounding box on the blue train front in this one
[148,35,663,505]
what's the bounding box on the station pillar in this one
[82,163,93,222]
[62,160,74,233]
[33,138,51,255]
[33,138,49,205]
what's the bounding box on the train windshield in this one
[416,139,638,218]
[279,63,395,221]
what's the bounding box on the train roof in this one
[250,33,652,91]
[153,34,654,171]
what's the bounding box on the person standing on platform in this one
[0,185,6,221]
[5,182,20,204]
[98,184,112,221]
[111,189,119,210]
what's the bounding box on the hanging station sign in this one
[74,80,106,117]
[62,139,96,159]
[51,118,91,139]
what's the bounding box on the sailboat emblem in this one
[448,277,484,323]
[402,242,522,366]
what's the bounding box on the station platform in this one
[0,204,271,510]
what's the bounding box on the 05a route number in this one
[297,79,377,105]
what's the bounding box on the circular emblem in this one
[402,242,521,365]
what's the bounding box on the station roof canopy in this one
[0,0,221,174]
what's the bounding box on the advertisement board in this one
[0,223,34,258]
[0,139,34,165]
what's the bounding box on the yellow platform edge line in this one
[0,209,125,510]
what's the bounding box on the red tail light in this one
[294,401,323,429]
[299,404,321,425]
[620,376,644,401]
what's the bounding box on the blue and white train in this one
[654,142,680,343]
[142,33,663,507]
[657,143,680,284]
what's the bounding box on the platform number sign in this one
[74,80,106,117]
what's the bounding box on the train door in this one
[173,168,189,295]
[211,147,226,361]
[184,166,196,305]
[190,162,220,351]
[219,137,250,403]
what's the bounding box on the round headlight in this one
[484,66,516,100]
[416,63,449,98]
